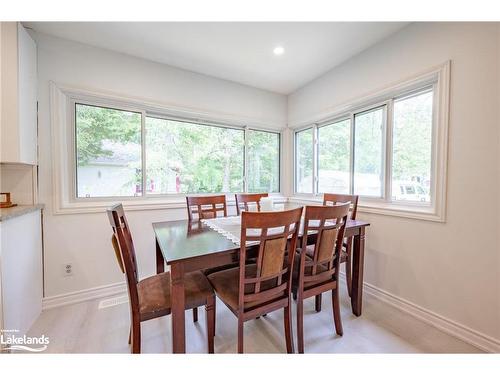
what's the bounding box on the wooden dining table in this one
[153,202,370,353]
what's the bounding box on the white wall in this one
[288,22,500,342]
[35,33,287,299]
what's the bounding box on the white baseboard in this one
[345,274,500,353]
[42,281,127,310]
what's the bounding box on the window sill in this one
[288,195,445,222]
[53,194,444,222]
[52,194,288,215]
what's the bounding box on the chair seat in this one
[207,264,286,312]
[138,270,214,321]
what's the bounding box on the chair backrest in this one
[238,207,303,312]
[297,204,350,289]
[323,193,359,219]
[235,193,269,215]
[186,195,228,222]
[107,203,140,314]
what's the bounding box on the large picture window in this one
[73,104,280,199]
[294,81,443,217]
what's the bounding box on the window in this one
[292,63,450,222]
[295,128,314,193]
[353,106,385,197]
[75,104,142,198]
[317,119,350,194]
[72,100,280,200]
[146,117,244,194]
[247,130,280,193]
[391,89,433,203]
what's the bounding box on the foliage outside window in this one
[247,130,280,193]
[318,119,350,194]
[392,90,433,203]
[353,107,384,197]
[295,128,314,193]
[75,104,142,198]
[294,86,434,206]
[146,117,244,194]
[75,104,280,198]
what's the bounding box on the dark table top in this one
[153,202,369,265]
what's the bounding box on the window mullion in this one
[312,124,318,195]
[385,101,394,203]
[243,126,249,193]
[141,110,147,197]
[349,113,355,195]
[293,131,297,193]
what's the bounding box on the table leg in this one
[351,227,365,316]
[156,240,165,274]
[170,262,186,353]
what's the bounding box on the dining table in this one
[153,202,370,353]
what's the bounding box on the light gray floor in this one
[28,286,482,354]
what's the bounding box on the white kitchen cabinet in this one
[0,22,37,165]
[0,208,43,337]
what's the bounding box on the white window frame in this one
[294,126,314,194]
[291,61,450,222]
[50,82,283,214]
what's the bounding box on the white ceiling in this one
[25,22,409,94]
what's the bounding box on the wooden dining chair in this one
[207,207,303,353]
[186,195,228,222]
[324,193,359,294]
[234,193,268,215]
[107,203,216,353]
[186,195,240,280]
[292,203,350,353]
[310,193,359,312]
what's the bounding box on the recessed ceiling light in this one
[273,46,285,56]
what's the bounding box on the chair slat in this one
[186,195,228,222]
[235,193,269,215]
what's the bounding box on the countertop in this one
[0,204,44,222]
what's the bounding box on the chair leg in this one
[297,296,304,354]
[131,318,141,354]
[237,317,244,354]
[205,296,215,354]
[193,307,198,323]
[346,243,353,297]
[315,294,322,312]
[128,325,131,345]
[332,288,343,336]
[284,301,295,354]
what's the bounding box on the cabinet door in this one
[0,210,43,336]
[0,22,20,162]
[17,23,37,165]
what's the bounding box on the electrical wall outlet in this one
[63,263,73,277]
